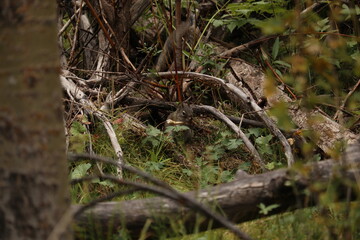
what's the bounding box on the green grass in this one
[173,204,360,240]
[69,117,360,239]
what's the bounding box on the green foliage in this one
[68,0,360,238]
[258,203,280,215]
[205,131,243,161]
[71,163,91,179]
[212,0,288,32]
[268,101,295,131]
[189,42,228,75]
[239,208,326,240]
[247,128,273,156]
[143,125,168,147]
[69,120,89,153]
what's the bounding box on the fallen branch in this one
[145,71,295,166]
[196,105,266,170]
[69,153,253,240]
[121,96,266,128]
[74,140,360,239]
[60,75,124,177]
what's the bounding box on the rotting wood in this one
[227,60,358,154]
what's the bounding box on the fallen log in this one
[74,140,360,239]
[227,60,358,153]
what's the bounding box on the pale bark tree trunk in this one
[0,1,71,239]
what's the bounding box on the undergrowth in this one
[65,0,360,239]
[69,116,278,203]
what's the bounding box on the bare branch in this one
[60,75,124,176]
[196,105,266,170]
[144,71,295,166]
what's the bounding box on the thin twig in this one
[68,0,83,63]
[334,78,360,121]
[58,7,82,37]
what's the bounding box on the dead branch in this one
[60,75,124,177]
[69,153,254,240]
[196,105,266,170]
[145,71,295,166]
[121,96,266,128]
[73,140,360,239]
[334,78,360,122]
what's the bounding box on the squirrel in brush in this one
[164,103,193,144]
[155,13,198,72]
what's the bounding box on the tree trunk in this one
[0,1,71,239]
[74,141,360,239]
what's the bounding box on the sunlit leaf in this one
[71,163,91,179]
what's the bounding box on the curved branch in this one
[145,71,295,166]
[196,105,266,170]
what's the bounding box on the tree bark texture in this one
[0,1,71,239]
[74,141,360,239]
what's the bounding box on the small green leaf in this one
[272,37,280,59]
[212,19,224,28]
[226,22,237,33]
[256,135,273,145]
[92,179,116,188]
[258,203,280,215]
[266,161,276,170]
[70,121,87,135]
[225,139,243,150]
[164,125,189,134]
[239,162,251,171]
[220,170,233,182]
[256,135,274,155]
[182,169,193,176]
[71,163,91,179]
[248,128,262,137]
[274,60,291,68]
[146,125,162,137]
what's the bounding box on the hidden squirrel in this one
[164,103,193,143]
[155,13,198,72]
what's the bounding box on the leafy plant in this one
[70,163,91,179]
[205,131,243,161]
[69,120,89,153]
[189,42,228,75]
[212,0,288,33]
[258,203,280,215]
